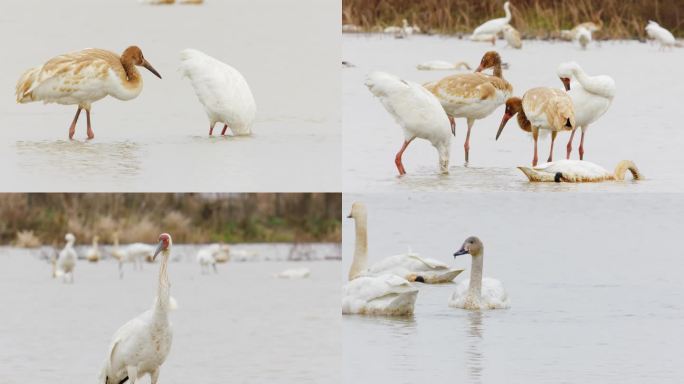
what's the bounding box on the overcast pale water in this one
[0,246,339,384]
[343,35,684,192]
[0,0,340,192]
[342,193,684,383]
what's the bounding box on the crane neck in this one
[155,250,171,313]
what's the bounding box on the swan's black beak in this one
[153,241,164,261]
[561,77,571,91]
[346,213,352,218]
[453,248,469,258]
[554,172,563,183]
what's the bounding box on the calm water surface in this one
[342,193,684,383]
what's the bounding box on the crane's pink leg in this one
[221,124,228,135]
[449,116,456,136]
[85,109,94,140]
[579,129,586,160]
[464,118,474,164]
[209,123,216,136]
[395,138,415,176]
[547,131,557,163]
[532,131,539,166]
[68,107,82,140]
[566,126,577,159]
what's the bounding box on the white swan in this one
[645,21,676,49]
[86,236,101,263]
[575,26,592,49]
[347,202,463,283]
[416,60,471,71]
[365,71,451,175]
[557,61,615,160]
[502,24,522,49]
[470,1,512,45]
[518,159,641,182]
[196,244,219,274]
[179,49,256,136]
[100,233,174,384]
[55,233,77,283]
[274,268,311,279]
[449,236,509,310]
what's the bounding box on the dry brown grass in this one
[342,0,684,39]
[0,194,341,245]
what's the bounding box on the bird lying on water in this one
[518,159,641,182]
[16,46,161,140]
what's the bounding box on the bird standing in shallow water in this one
[16,46,161,140]
[179,49,256,136]
[100,233,174,384]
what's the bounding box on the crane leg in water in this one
[548,131,557,163]
[464,118,474,165]
[68,107,82,139]
[394,137,415,175]
[209,122,216,136]
[221,124,229,135]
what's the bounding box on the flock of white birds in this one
[45,231,311,383]
[352,1,673,184]
[342,202,510,316]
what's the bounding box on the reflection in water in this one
[467,311,484,384]
[15,140,141,179]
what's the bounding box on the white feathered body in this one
[557,63,615,130]
[342,274,418,315]
[416,60,470,71]
[449,277,509,310]
[100,309,172,383]
[179,49,256,135]
[56,245,77,277]
[365,71,451,143]
[363,252,463,283]
[274,268,311,279]
[645,21,676,48]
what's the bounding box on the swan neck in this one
[503,3,511,21]
[468,252,484,298]
[349,213,368,280]
[155,251,171,312]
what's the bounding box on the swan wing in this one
[342,274,418,315]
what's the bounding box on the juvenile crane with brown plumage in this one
[16,46,162,140]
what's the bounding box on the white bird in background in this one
[86,236,101,263]
[115,240,156,278]
[575,26,592,49]
[496,87,575,166]
[347,202,463,283]
[16,46,161,140]
[645,20,676,49]
[416,60,472,71]
[179,49,257,136]
[274,268,311,279]
[449,236,509,310]
[100,233,174,384]
[518,159,641,182]
[342,203,418,316]
[365,71,452,175]
[196,244,220,274]
[557,61,615,160]
[425,51,513,164]
[55,233,77,283]
[470,1,512,45]
[502,24,522,49]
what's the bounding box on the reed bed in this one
[343,0,684,39]
[0,194,341,246]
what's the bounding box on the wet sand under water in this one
[0,0,340,192]
[343,35,684,192]
[0,252,340,384]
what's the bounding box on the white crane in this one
[55,233,77,283]
[645,21,676,49]
[100,233,174,384]
[179,49,257,136]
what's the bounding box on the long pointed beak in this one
[143,60,162,79]
[153,241,164,261]
[453,248,469,257]
[496,113,512,140]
